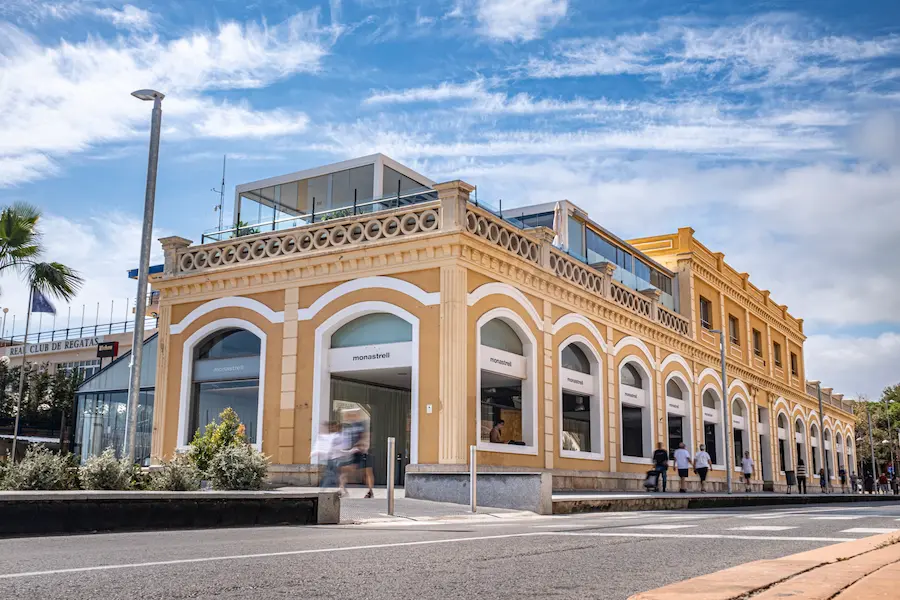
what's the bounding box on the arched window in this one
[561,344,591,374]
[621,364,643,388]
[846,435,853,474]
[481,319,524,355]
[794,418,806,472]
[732,400,744,417]
[664,375,691,460]
[190,328,262,444]
[701,389,723,465]
[666,380,683,399]
[824,429,833,478]
[478,314,535,451]
[809,423,820,475]
[777,413,792,472]
[559,339,602,457]
[330,313,412,348]
[619,360,652,460]
[731,398,749,468]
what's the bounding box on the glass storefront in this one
[73,390,154,465]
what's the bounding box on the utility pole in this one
[867,404,877,479]
[711,329,732,494]
[124,89,164,464]
[816,382,827,489]
[885,395,895,477]
[212,155,227,232]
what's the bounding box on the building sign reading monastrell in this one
[8,336,104,357]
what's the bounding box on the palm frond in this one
[0,203,43,273]
[27,262,83,302]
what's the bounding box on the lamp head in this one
[131,89,165,101]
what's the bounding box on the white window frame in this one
[793,417,805,474]
[700,384,726,468]
[775,412,793,474]
[476,308,538,456]
[730,396,751,473]
[558,334,604,461]
[177,318,266,452]
[663,372,693,456]
[618,355,654,465]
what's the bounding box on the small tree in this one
[48,368,82,447]
[188,407,247,475]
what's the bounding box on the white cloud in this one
[93,5,153,31]
[475,0,568,42]
[0,211,167,336]
[364,78,491,105]
[0,11,335,186]
[805,333,900,399]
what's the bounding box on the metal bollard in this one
[386,437,396,516]
[470,445,477,513]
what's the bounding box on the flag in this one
[31,290,56,315]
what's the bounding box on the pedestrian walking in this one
[693,444,712,492]
[341,408,375,499]
[838,467,848,494]
[652,442,669,492]
[741,451,754,493]
[796,459,807,494]
[892,474,899,495]
[877,472,889,495]
[819,468,828,493]
[849,471,858,494]
[311,421,345,492]
[673,442,692,493]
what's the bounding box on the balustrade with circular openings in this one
[464,210,540,264]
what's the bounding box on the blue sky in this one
[0,0,899,397]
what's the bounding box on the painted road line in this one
[728,526,798,532]
[0,532,553,580]
[556,532,856,542]
[625,524,697,530]
[809,516,865,520]
[840,528,900,534]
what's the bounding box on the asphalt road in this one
[2,501,899,600]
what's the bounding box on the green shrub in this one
[208,445,269,491]
[149,455,201,491]
[79,448,133,490]
[189,407,247,475]
[2,445,74,490]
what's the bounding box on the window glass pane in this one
[519,212,554,229]
[331,313,413,348]
[567,217,584,257]
[703,390,717,409]
[561,344,591,374]
[733,429,744,465]
[331,168,352,209]
[779,439,787,471]
[666,380,683,399]
[616,248,632,272]
[621,363,642,388]
[384,165,426,197]
[622,406,643,457]
[732,399,744,417]
[191,380,259,444]
[307,174,329,216]
[667,415,683,458]
[562,392,591,452]
[586,230,617,265]
[349,164,375,204]
[634,259,651,283]
[480,374,523,444]
[704,423,718,464]
[481,319,524,355]
[196,329,261,360]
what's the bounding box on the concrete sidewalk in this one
[630,530,900,600]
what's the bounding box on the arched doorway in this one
[619,359,653,461]
[794,417,806,473]
[776,413,792,472]
[810,423,820,476]
[731,398,750,469]
[559,337,603,458]
[665,375,692,458]
[702,388,724,465]
[757,406,773,481]
[313,304,419,486]
[186,327,263,446]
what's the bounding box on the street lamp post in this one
[124,89,164,464]
[884,396,895,477]
[710,329,732,494]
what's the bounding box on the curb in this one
[629,531,900,600]
[553,493,900,514]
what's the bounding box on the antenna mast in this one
[212,155,226,231]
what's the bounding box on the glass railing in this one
[201,187,439,244]
[465,196,527,230]
[1,317,159,346]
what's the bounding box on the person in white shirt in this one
[693,445,712,492]
[311,421,346,493]
[673,442,693,493]
[741,451,754,493]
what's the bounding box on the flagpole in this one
[10,288,34,462]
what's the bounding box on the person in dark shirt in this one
[652,442,669,492]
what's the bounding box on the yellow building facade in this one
[150,156,855,492]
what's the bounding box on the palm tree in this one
[0,203,82,304]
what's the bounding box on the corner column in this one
[606,325,617,472]
[150,302,172,464]
[439,264,467,464]
[542,300,554,469]
[279,287,299,465]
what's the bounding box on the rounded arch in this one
[468,283,543,331]
[551,313,607,353]
[614,337,656,369]
[311,301,421,465]
[476,306,539,454]
[696,367,722,389]
[660,354,694,382]
[775,409,794,472]
[558,334,604,459]
[297,276,439,321]
[663,370,694,456]
[731,395,751,470]
[617,354,655,462]
[699,383,726,466]
[790,403,807,423]
[177,317,268,449]
[772,396,791,417]
[171,296,284,335]
[728,379,751,400]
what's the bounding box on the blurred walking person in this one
[693,444,712,493]
[652,442,669,492]
[819,468,828,493]
[341,408,375,499]
[796,459,808,494]
[312,421,345,492]
[741,451,754,493]
[673,442,692,493]
[838,466,848,494]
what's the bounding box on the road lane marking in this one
[625,524,697,530]
[810,516,864,520]
[0,532,552,580]
[729,526,798,532]
[840,528,899,534]
[556,532,855,542]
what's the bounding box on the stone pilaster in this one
[543,299,554,469]
[159,236,192,277]
[434,180,476,233]
[439,264,467,464]
[279,287,299,465]
[606,324,617,471]
[150,303,172,464]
